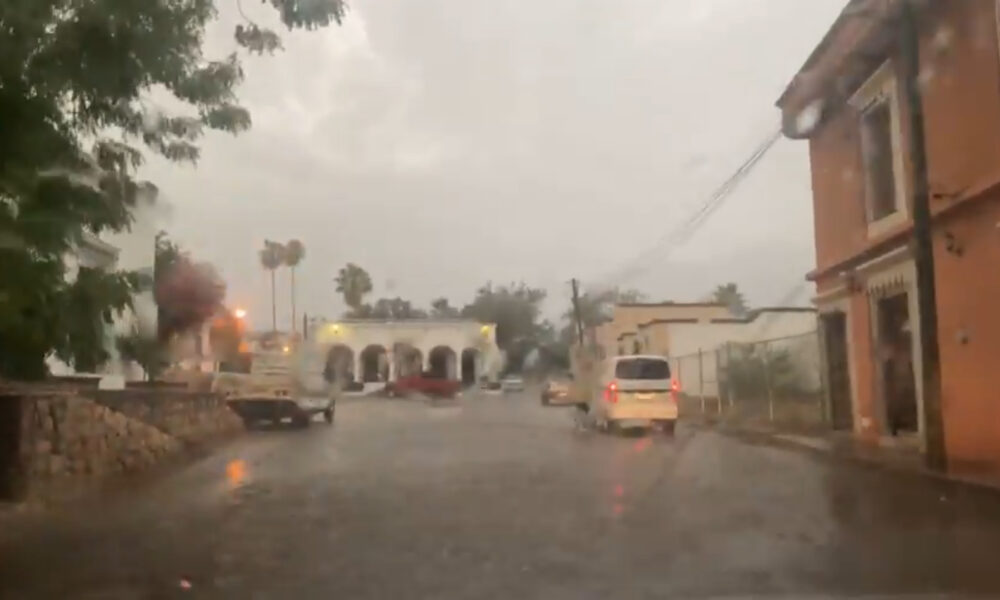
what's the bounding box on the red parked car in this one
[385,374,461,398]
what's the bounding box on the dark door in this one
[822,312,853,430]
[0,396,22,500]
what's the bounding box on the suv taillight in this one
[604,380,619,403]
[670,378,680,403]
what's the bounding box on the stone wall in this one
[0,385,242,502]
[93,389,243,446]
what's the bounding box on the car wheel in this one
[540,394,549,406]
[291,414,311,429]
[660,420,676,436]
[323,407,334,425]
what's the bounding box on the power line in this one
[589,127,783,293]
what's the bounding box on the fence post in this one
[763,344,775,423]
[697,348,705,415]
[726,342,735,410]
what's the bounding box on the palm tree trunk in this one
[270,269,277,332]
[290,267,297,333]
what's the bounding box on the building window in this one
[850,61,907,235]
[860,100,897,221]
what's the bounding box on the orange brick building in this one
[778,0,1000,475]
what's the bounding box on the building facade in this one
[592,302,735,358]
[306,318,502,385]
[778,0,1000,473]
[47,202,158,382]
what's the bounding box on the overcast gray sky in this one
[141,0,847,330]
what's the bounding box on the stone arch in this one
[461,348,479,385]
[393,343,423,379]
[324,344,355,384]
[360,344,389,383]
[428,345,457,380]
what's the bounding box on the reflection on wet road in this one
[4,392,1000,598]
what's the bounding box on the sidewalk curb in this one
[692,421,1000,496]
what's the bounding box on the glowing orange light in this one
[226,459,247,485]
[234,308,247,319]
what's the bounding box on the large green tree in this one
[558,287,646,347]
[259,240,285,331]
[0,0,345,379]
[461,282,548,373]
[363,297,428,320]
[335,263,373,314]
[284,239,305,332]
[711,282,749,317]
[156,233,225,341]
[430,297,460,318]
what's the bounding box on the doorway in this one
[461,348,478,385]
[428,346,456,379]
[360,345,388,383]
[822,311,853,431]
[876,293,918,436]
[0,395,22,500]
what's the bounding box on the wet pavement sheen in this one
[3,392,1000,599]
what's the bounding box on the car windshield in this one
[5,2,1000,598]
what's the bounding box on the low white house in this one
[305,318,503,384]
[656,308,819,399]
[47,198,158,381]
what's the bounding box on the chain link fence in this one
[673,331,827,432]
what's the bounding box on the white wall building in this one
[658,308,819,398]
[47,198,158,381]
[305,318,503,384]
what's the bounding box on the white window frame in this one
[850,61,909,238]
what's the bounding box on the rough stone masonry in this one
[0,385,243,503]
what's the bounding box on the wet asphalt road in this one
[4,391,1000,599]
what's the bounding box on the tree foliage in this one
[116,326,168,381]
[564,287,646,331]
[0,0,344,379]
[335,263,373,312]
[156,232,225,341]
[460,282,548,373]
[284,239,305,330]
[352,297,428,320]
[430,297,460,318]
[284,239,305,268]
[258,239,285,330]
[711,282,749,317]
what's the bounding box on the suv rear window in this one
[615,358,670,380]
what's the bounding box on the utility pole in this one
[570,278,585,347]
[900,1,946,471]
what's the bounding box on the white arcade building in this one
[306,318,503,385]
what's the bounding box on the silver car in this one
[500,375,525,393]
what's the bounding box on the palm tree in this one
[711,282,749,317]
[284,239,305,333]
[334,263,373,315]
[259,240,285,331]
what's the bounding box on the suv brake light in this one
[670,378,680,403]
[604,380,619,403]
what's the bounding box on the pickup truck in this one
[214,346,335,429]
